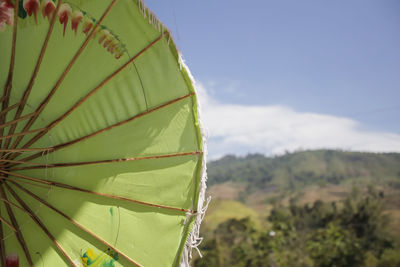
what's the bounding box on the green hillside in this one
[197,150,400,267]
[208,150,400,191]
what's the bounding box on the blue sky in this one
[146,0,400,158]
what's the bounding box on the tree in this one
[340,185,392,254]
[307,223,364,267]
[194,218,270,267]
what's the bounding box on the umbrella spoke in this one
[2,0,63,151]
[18,32,167,152]
[0,159,49,166]
[0,102,21,116]
[9,180,144,267]
[0,214,16,233]
[0,212,5,267]
[0,0,19,157]
[0,147,53,153]
[1,176,52,190]
[8,0,118,152]
[1,0,18,114]
[0,170,195,214]
[0,184,33,266]
[3,183,77,267]
[9,92,194,164]
[0,196,27,214]
[0,194,36,232]
[0,112,36,130]
[0,127,46,141]
[9,151,202,171]
[0,171,53,186]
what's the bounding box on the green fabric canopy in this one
[0,0,207,266]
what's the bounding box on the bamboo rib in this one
[0,147,53,153]
[19,32,166,151]
[3,0,63,151]
[0,170,195,214]
[1,0,18,112]
[0,171,52,185]
[10,93,194,165]
[0,214,5,267]
[0,102,21,116]
[8,0,118,151]
[9,151,202,171]
[0,0,18,157]
[0,159,47,166]
[0,161,57,188]
[0,185,33,266]
[0,127,45,141]
[4,183,77,267]
[0,112,36,130]
[10,181,144,267]
[0,196,30,214]
[0,214,17,233]
[1,83,11,115]
[1,176,52,189]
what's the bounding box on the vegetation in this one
[197,150,400,266]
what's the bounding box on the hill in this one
[208,150,400,191]
[196,150,400,266]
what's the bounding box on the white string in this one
[179,55,211,267]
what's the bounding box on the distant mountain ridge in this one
[208,150,400,193]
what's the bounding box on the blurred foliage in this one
[306,223,363,267]
[196,188,398,266]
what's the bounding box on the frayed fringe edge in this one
[178,55,211,267]
[137,1,210,266]
[138,0,167,38]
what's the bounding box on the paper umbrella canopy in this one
[0,0,208,266]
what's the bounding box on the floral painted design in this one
[82,17,93,35]
[5,254,19,267]
[41,0,55,19]
[0,0,127,59]
[71,9,82,34]
[0,0,14,31]
[79,248,119,267]
[57,3,70,35]
[23,0,39,23]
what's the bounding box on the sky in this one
[145,0,400,159]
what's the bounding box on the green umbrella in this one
[0,0,208,266]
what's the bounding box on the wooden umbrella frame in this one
[0,0,206,266]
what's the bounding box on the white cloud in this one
[196,83,400,159]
